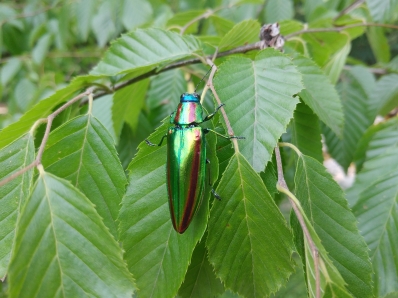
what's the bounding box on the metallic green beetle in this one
[147,92,243,233]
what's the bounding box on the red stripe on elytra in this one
[180,130,201,232]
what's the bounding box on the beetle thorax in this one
[171,102,204,125]
[171,93,204,125]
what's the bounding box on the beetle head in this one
[180,93,200,103]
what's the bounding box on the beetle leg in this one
[204,128,245,140]
[202,103,225,122]
[211,189,222,201]
[206,159,222,200]
[145,134,168,147]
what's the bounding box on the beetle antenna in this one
[194,66,213,92]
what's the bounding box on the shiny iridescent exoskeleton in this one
[147,92,242,234]
[167,93,206,233]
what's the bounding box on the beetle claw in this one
[230,136,245,140]
[145,139,156,146]
[211,189,222,201]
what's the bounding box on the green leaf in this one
[146,68,186,126]
[113,79,149,139]
[349,118,398,297]
[41,114,126,239]
[178,235,224,298]
[74,0,95,41]
[290,102,323,162]
[166,10,205,34]
[32,33,52,65]
[210,15,235,36]
[90,28,202,76]
[117,115,154,169]
[354,118,398,173]
[8,171,135,297]
[0,75,96,150]
[122,0,153,30]
[13,78,37,112]
[207,152,295,297]
[0,58,21,85]
[366,0,398,22]
[323,67,375,170]
[294,154,373,297]
[0,133,35,278]
[323,37,351,84]
[279,19,304,35]
[218,19,260,51]
[303,32,348,68]
[367,27,391,63]
[291,53,343,137]
[260,155,278,199]
[214,48,303,172]
[91,1,117,48]
[290,192,352,297]
[271,260,307,298]
[92,94,117,142]
[119,119,217,298]
[369,74,398,117]
[264,0,294,23]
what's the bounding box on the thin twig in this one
[285,22,398,39]
[205,58,239,152]
[274,146,321,298]
[0,89,93,187]
[333,0,366,21]
[180,9,214,35]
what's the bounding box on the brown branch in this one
[274,146,321,298]
[285,22,398,39]
[0,89,93,188]
[89,42,262,102]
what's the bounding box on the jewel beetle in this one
[146,90,243,234]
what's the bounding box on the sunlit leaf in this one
[294,154,373,297]
[42,114,126,238]
[323,67,375,170]
[218,19,260,51]
[369,74,398,117]
[91,28,202,76]
[0,75,97,150]
[8,171,135,297]
[264,0,294,23]
[366,0,398,22]
[349,119,398,297]
[323,38,351,84]
[214,48,303,172]
[0,133,34,278]
[207,152,294,297]
[291,53,343,137]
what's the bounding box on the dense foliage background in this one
[1,0,398,297]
